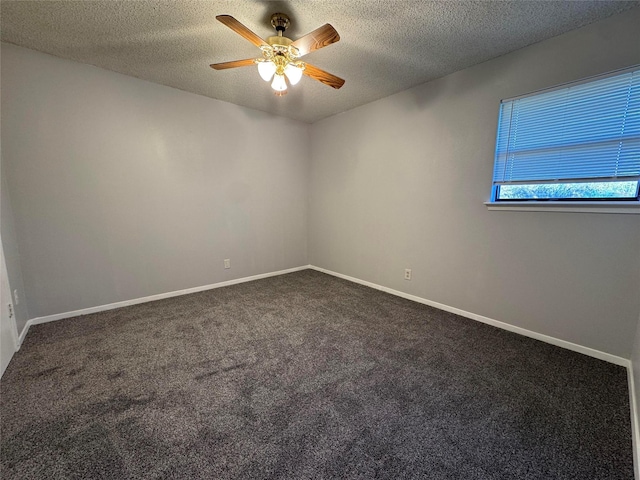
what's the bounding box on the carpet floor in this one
[0,270,633,479]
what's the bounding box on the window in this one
[490,67,640,203]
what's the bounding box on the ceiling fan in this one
[210,13,345,96]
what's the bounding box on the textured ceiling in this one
[2,1,638,123]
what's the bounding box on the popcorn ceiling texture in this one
[1,0,637,123]
[0,271,633,479]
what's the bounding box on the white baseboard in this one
[629,364,640,480]
[309,265,629,367]
[18,321,29,346]
[18,262,630,369]
[18,265,310,345]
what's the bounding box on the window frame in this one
[486,65,640,213]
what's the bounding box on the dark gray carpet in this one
[0,270,633,479]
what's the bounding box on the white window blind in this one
[492,67,640,196]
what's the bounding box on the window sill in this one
[484,201,640,214]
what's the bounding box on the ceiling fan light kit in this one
[271,73,288,92]
[211,13,345,96]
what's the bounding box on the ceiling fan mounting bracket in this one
[270,13,290,34]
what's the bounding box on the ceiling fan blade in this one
[303,63,345,89]
[291,24,340,57]
[216,15,269,48]
[210,58,256,70]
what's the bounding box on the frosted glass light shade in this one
[284,64,303,85]
[258,61,276,82]
[271,74,287,92]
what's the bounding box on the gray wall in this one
[0,45,30,333]
[1,172,29,334]
[1,43,309,321]
[2,10,640,359]
[308,10,640,358]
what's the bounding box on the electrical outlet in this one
[7,303,13,319]
[404,269,412,280]
[224,259,231,269]
[13,289,19,305]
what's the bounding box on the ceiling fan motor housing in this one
[265,31,299,60]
